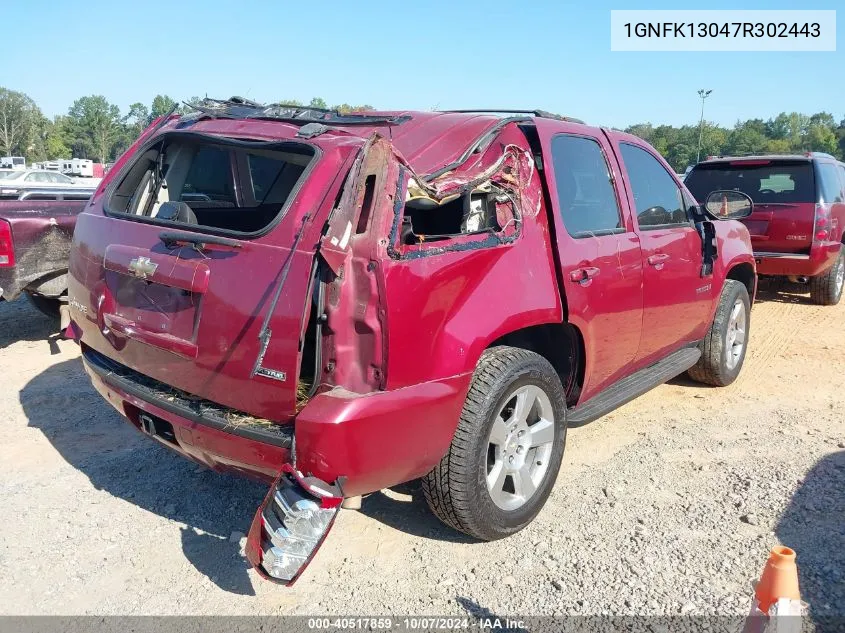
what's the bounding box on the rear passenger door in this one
[611,138,711,365]
[535,121,643,401]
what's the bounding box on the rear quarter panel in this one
[380,127,564,389]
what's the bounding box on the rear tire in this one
[809,251,844,306]
[26,293,62,321]
[422,346,567,541]
[687,280,750,387]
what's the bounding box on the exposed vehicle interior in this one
[401,190,509,245]
[108,136,316,234]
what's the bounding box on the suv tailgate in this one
[69,132,352,423]
[686,160,816,253]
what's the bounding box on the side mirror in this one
[703,190,753,220]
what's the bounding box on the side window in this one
[817,162,843,203]
[838,165,845,198]
[619,143,688,229]
[180,146,236,204]
[550,134,623,237]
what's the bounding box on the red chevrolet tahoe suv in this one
[67,100,756,584]
[686,153,845,305]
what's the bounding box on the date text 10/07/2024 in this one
[306,618,527,630]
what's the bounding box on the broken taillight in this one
[0,220,14,267]
[246,467,340,584]
[814,204,831,242]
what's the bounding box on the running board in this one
[567,346,701,426]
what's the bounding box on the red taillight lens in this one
[0,220,14,267]
[814,204,831,242]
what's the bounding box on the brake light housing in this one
[814,204,831,243]
[246,465,341,584]
[0,220,14,267]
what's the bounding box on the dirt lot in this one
[0,283,842,618]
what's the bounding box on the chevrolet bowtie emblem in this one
[128,256,158,280]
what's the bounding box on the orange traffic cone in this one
[754,546,801,614]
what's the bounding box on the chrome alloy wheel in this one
[835,256,845,297]
[486,384,555,511]
[725,299,748,370]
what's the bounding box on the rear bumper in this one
[82,347,292,481]
[82,346,472,495]
[754,242,841,277]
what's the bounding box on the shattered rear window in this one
[107,134,317,236]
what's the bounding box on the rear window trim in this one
[103,130,322,240]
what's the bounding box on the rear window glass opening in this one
[685,161,815,205]
[107,135,317,235]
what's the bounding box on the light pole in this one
[696,89,712,164]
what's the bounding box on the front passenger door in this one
[613,141,711,365]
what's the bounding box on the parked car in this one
[0,188,93,321]
[0,169,92,198]
[66,100,756,585]
[686,153,845,305]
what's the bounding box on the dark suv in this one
[686,152,845,305]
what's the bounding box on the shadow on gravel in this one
[359,480,475,544]
[0,298,61,351]
[753,281,815,305]
[20,358,265,596]
[776,450,845,622]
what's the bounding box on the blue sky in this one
[4,0,843,129]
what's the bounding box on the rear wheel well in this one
[489,323,584,407]
[726,263,756,302]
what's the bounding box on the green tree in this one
[725,121,770,156]
[333,103,374,113]
[804,124,838,154]
[624,123,655,145]
[0,87,42,158]
[124,102,149,136]
[150,94,184,120]
[44,116,71,159]
[308,97,328,109]
[67,95,122,163]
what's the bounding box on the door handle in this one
[647,253,670,266]
[569,267,600,284]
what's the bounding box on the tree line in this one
[2,85,844,172]
[0,88,373,164]
[623,112,845,172]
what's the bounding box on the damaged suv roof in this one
[175,98,581,177]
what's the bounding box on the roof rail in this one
[804,151,837,160]
[440,109,585,124]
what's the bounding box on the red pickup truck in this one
[66,100,756,584]
[686,153,845,305]
[0,189,93,323]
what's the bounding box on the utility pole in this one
[696,89,712,164]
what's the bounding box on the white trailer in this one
[62,158,94,178]
[0,157,26,171]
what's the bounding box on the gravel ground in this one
[0,283,842,619]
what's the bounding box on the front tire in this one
[422,346,567,541]
[687,279,750,387]
[809,250,844,306]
